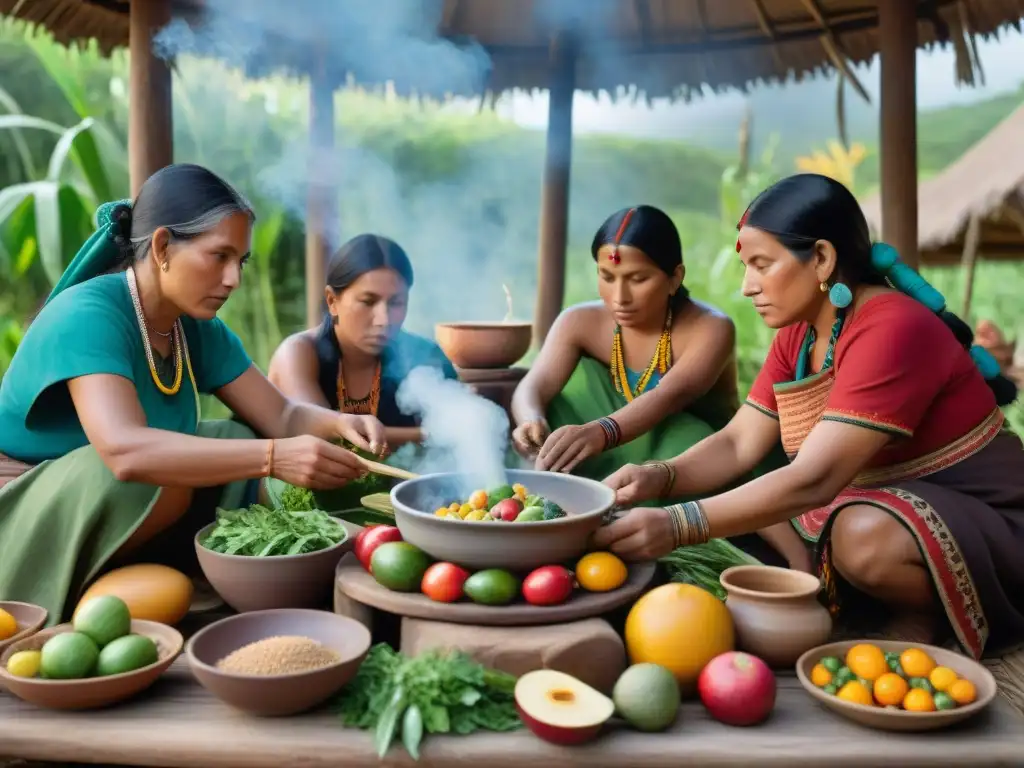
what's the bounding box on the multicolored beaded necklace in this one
[336,362,382,416]
[610,307,674,401]
[795,311,846,380]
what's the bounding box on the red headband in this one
[735,207,750,253]
[609,208,636,264]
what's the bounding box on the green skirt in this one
[546,356,787,502]
[0,420,256,625]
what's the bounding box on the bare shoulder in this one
[268,329,319,373]
[676,297,736,337]
[552,301,610,336]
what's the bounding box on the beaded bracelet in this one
[664,501,711,548]
[595,416,622,449]
[643,460,676,498]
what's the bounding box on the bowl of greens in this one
[195,485,353,613]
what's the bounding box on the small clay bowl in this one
[194,519,354,613]
[720,565,833,667]
[0,601,48,655]
[796,639,997,731]
[0,620,182,710]
[186,608,371,717]
[435,321,532,369]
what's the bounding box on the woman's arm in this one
[510,307,586,425]
[607,312,735,445]
[701,420,891,538]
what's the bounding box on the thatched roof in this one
[4,0,1024,100]
[860,100,1024,266]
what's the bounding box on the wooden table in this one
[2,657,1024,768]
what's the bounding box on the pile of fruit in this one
[4,596,159,680]
[809,643,978,712]
[432,483,566,523]
[353,524,628,606]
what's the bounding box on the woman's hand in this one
[336,414,388,457]
[512,419,550,460]
[536,422,606,473]
[590,506,676,561]
[603,462,670,506]
[270,435,370,489]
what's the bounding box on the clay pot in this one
[434,321,532,369]
[720,565,832,668]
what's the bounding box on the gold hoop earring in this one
[819,281,828,293]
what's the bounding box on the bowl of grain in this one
[185,608,371,716]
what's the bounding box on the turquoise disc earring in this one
[829,282,853,309]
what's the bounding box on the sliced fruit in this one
[515,669,614,745]
[370,542,432,592]
[96,634,159,676]
[39,631,100,680]
[74,595,132,648]
[5,650,41,678]
[612,663,680,732]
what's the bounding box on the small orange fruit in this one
[928,666,958,692]
[846,643,887,682]
[903,687,936,712]
[469,490,488,509]
[948,679,977,706]
[837,680,874,707]
[576,552,628,592]
[873,672,909,707]
[899,648,936,678]
[810,663,833,687]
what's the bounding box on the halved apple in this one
[514,669,615,745]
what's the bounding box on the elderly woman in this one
[0,164,385,622]
[595,174,1024,659]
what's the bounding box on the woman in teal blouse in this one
[0,163,386,622]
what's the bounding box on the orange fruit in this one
[929,666,958,692]
[899,648,936,678]
[0,608,17,641]
[469,491,488,510]
[948,679,977,706]
[576,552,628,592]
[903,687,936,712]
[810,663,833,687]
[873,672,909,707]
[846,643,887,681]
[836,680,874,707]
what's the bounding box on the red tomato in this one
[354,525,403,572]
[522,565,575,606]
[421,562,471,603]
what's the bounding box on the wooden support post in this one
[879,1,919,268]
[533,34,577,347]
[128,0,174,197]
[959,213,981,318]
[305,54,337,330]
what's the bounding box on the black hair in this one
[591,205,689,309]
[315,234,415,408]
[110,163,255,266]
[742,173,1017,406]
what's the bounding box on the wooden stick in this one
[357,457,419,481]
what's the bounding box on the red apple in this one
[697,651,776,726]
[421,562,470,603]
[515,669,614,745]
[491,497,523,521]
[353,525,403,571]
[522,566,575,606]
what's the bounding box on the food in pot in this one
[216,635,340,676]
[432,483,567,523]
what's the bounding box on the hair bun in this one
[110,203,132,247]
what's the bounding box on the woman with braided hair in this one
[0,164,385,623]
[595,173,1024,658]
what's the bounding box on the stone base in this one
[399,616,626,694]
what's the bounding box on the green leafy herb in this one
[333,643,521,760]
[200,504,346,556]
[659,538,762,599]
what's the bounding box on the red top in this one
[747,292,997,466]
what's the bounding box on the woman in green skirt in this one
[0,163,385,623]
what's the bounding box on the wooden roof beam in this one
[799,0,871,103]
[747,0,787,72]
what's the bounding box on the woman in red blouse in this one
[593,173,1024,658]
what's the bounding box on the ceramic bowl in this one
[435,321,532,369]
[796,639,997,731]
[720,565,833,667]
[390,469,615,571]
[0,620,182,710]
[0,600,48,655]
[186,608,371,716]
[194,519,354,613]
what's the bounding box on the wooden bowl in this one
[0,601,48,655]
[194,520,353,613]
[796,639,997,732]
[186,608,371,717]
[435,321,532,369]
[390,469,615,571]
[0,620,183,710]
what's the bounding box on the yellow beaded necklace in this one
[610,307,673,401]
[126,266,198,399]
